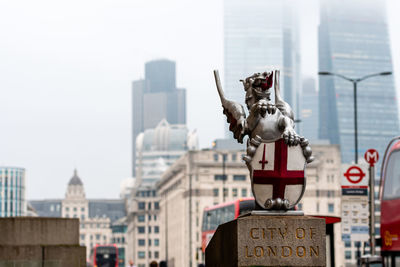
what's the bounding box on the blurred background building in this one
[318,0,399,164]
[126,120,198,267]
[132,59,186,176]
[0,167,26,217]
[224,0,301,137]
[30,170,127,264]
[300,77,319,140]
[157,149,252,267]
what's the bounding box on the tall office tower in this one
[300,77,319,141]
[0,167,26,217]
[132,59,186,175]
[224,0,301,137]
[319,0,399,164]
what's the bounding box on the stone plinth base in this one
[206,215,326,267]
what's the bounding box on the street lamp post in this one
[318,71,392,163]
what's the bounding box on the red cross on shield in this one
[250,138,306,208]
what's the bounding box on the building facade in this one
[299,144,344,267]
[0,167,26,217]
[127,186,161,267]
[300,77,319,140]
[157,150,252,267]
[318,0,399,164]
[30,170,126,261]
[127,120,197,266]
[224,0,301,137]
[132,59,186,176]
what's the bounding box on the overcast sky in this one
[1,0,399,199]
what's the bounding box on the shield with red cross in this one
[250,138,306,209]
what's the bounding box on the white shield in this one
[250,138,306,209]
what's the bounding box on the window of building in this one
[328,203,334,213]
[345,251,351,259]
[148,251,152,258]
[316,190,320,197]
[66,207,69,212]
[148,239,152,246]
[148,202,152,210]
[148,215,151,221]
[138,251,145,259]
[223,188,228,197]
[138,227,145,234]
[138,202,145,210]
[345,241,351,248]
[138,239,145,246]
[232,154,237,162]
[241,188,247,197]
[148,226,152,233]
[50,205,54,212]
[233,175,246,181]
[73,207,77,212]
[213,154,219,162]
[213,188,219,197]
[155,251,159,259]
[122,237,125,244]
[80,234,85,240]
[154,239,159,246]
[81,215,85,220]
[214,175,226,181]
[81,207,85,212]
[103,235,107,241]
[96,234,101,240]
[154,226,159,233]
[138,215,145,222]
[154,215,157,221]
[154,202,159,210]
[232,188,238,197]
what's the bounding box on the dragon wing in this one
[214,70,247,143]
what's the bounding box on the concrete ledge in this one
[0,245,86,267]
[0,217,79,246]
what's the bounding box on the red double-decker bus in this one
[90,244,118,267]
[201,198,255,252]
[380,136,400,266]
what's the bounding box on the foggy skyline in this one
[1,0,399,199]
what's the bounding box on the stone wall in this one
[0,218,86,267]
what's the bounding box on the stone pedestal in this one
[206,215,326,267]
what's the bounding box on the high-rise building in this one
[224,0,301,137]
[132,59,186,175]
[300,77,319,141]
[318,0,399,163]
[0,167,26,217]
[126,120,198,266]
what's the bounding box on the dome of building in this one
[68,169,83,186]
[140,119,188,152]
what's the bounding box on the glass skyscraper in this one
[224,0,301,137]
[319,0,399,164]
[0,167,26,217]
[132,59,186,176]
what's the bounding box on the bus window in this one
[383,151,400,200]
